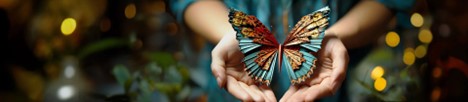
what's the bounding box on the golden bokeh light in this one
[403,48,415,65]
[385,31,400,47]
[415,45,427,58]
[61,18,77,35]
[419,29,433,43]
[125,3,136,19]
[371,66,385,80]
[411,13,424,27]
[374,77,387,92]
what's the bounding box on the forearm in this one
[184,0,234,44]
[326,0,394,48]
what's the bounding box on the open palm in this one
[212,33,348,102]
[211,33,276,102]
[280,34,348,102]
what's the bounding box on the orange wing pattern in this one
[229,9,279,85]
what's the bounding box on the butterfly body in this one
[229,7,330,86]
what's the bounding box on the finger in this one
[249,85,269,102]
[226,76,252,101]
[286,87,309,102]
[211,48,227,88]
[304,79,334,101]
[279,86,298,102]
[330,43,348,93]
[308,60,333,85]
[239,82,264,101]
[260,85,276,102]
[225,67,254,84]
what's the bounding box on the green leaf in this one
[78,38,129,59]
[176,86,191,101]
[146,62,162,76]
[139,79,152,95]
[112,65,132,92]
[177,65,190,81]
[144,52,176,68]
[153,83,181,94]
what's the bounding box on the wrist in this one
[324,30,338,39]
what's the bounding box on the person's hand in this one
[280,33,349,102]
[211,33,277,102]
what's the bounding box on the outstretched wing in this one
[282,6,330,84]
[229,8,279,86]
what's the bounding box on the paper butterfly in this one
[228,7,330,86]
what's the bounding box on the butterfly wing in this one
[282,7,330,84]
[229,8,280,86]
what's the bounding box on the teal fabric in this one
[167,0,415,101]
[167,0,196,23]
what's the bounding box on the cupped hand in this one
[211,33,277,102]
[280,33,349,102]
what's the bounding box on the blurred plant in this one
[4,0,191,101]
[110,51,191,102]
[348,47,424,101]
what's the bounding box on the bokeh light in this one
[64,65,75,78]
[385,31,400,47]
[432,67,442,78]
[411,13,424,27]
[61,18,77,35]
[371,66,385,80]
[374,77,387,92]
[439,24,450,37]
[415,45,427,58]
[419,29,433,43]
[57,85,74,100]
[125,3,136,19]
[403,48,415,65]
[431,87,441,102]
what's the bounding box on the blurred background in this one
[0,0,467,102]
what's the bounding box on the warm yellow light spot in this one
[371,66,385,80]
[432,67,442,78]
[61,18,76,35]
[405,47,414,53]
[385,31,400,47]
[431,87,441,102]
[419,29,433,43]
[374,77,387,92]
[125,3,136,19]
[415,45,427,58]
[403,48,415,65]
[411,13,424,27]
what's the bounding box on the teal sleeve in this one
[167,0,197,23]
[377,0,416,28]
[377,0,415,12]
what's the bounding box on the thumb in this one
[330,39,348,93]
[211,46,227,88]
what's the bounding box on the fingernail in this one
[216,77,222,88]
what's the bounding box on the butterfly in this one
[228,6,330,86]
